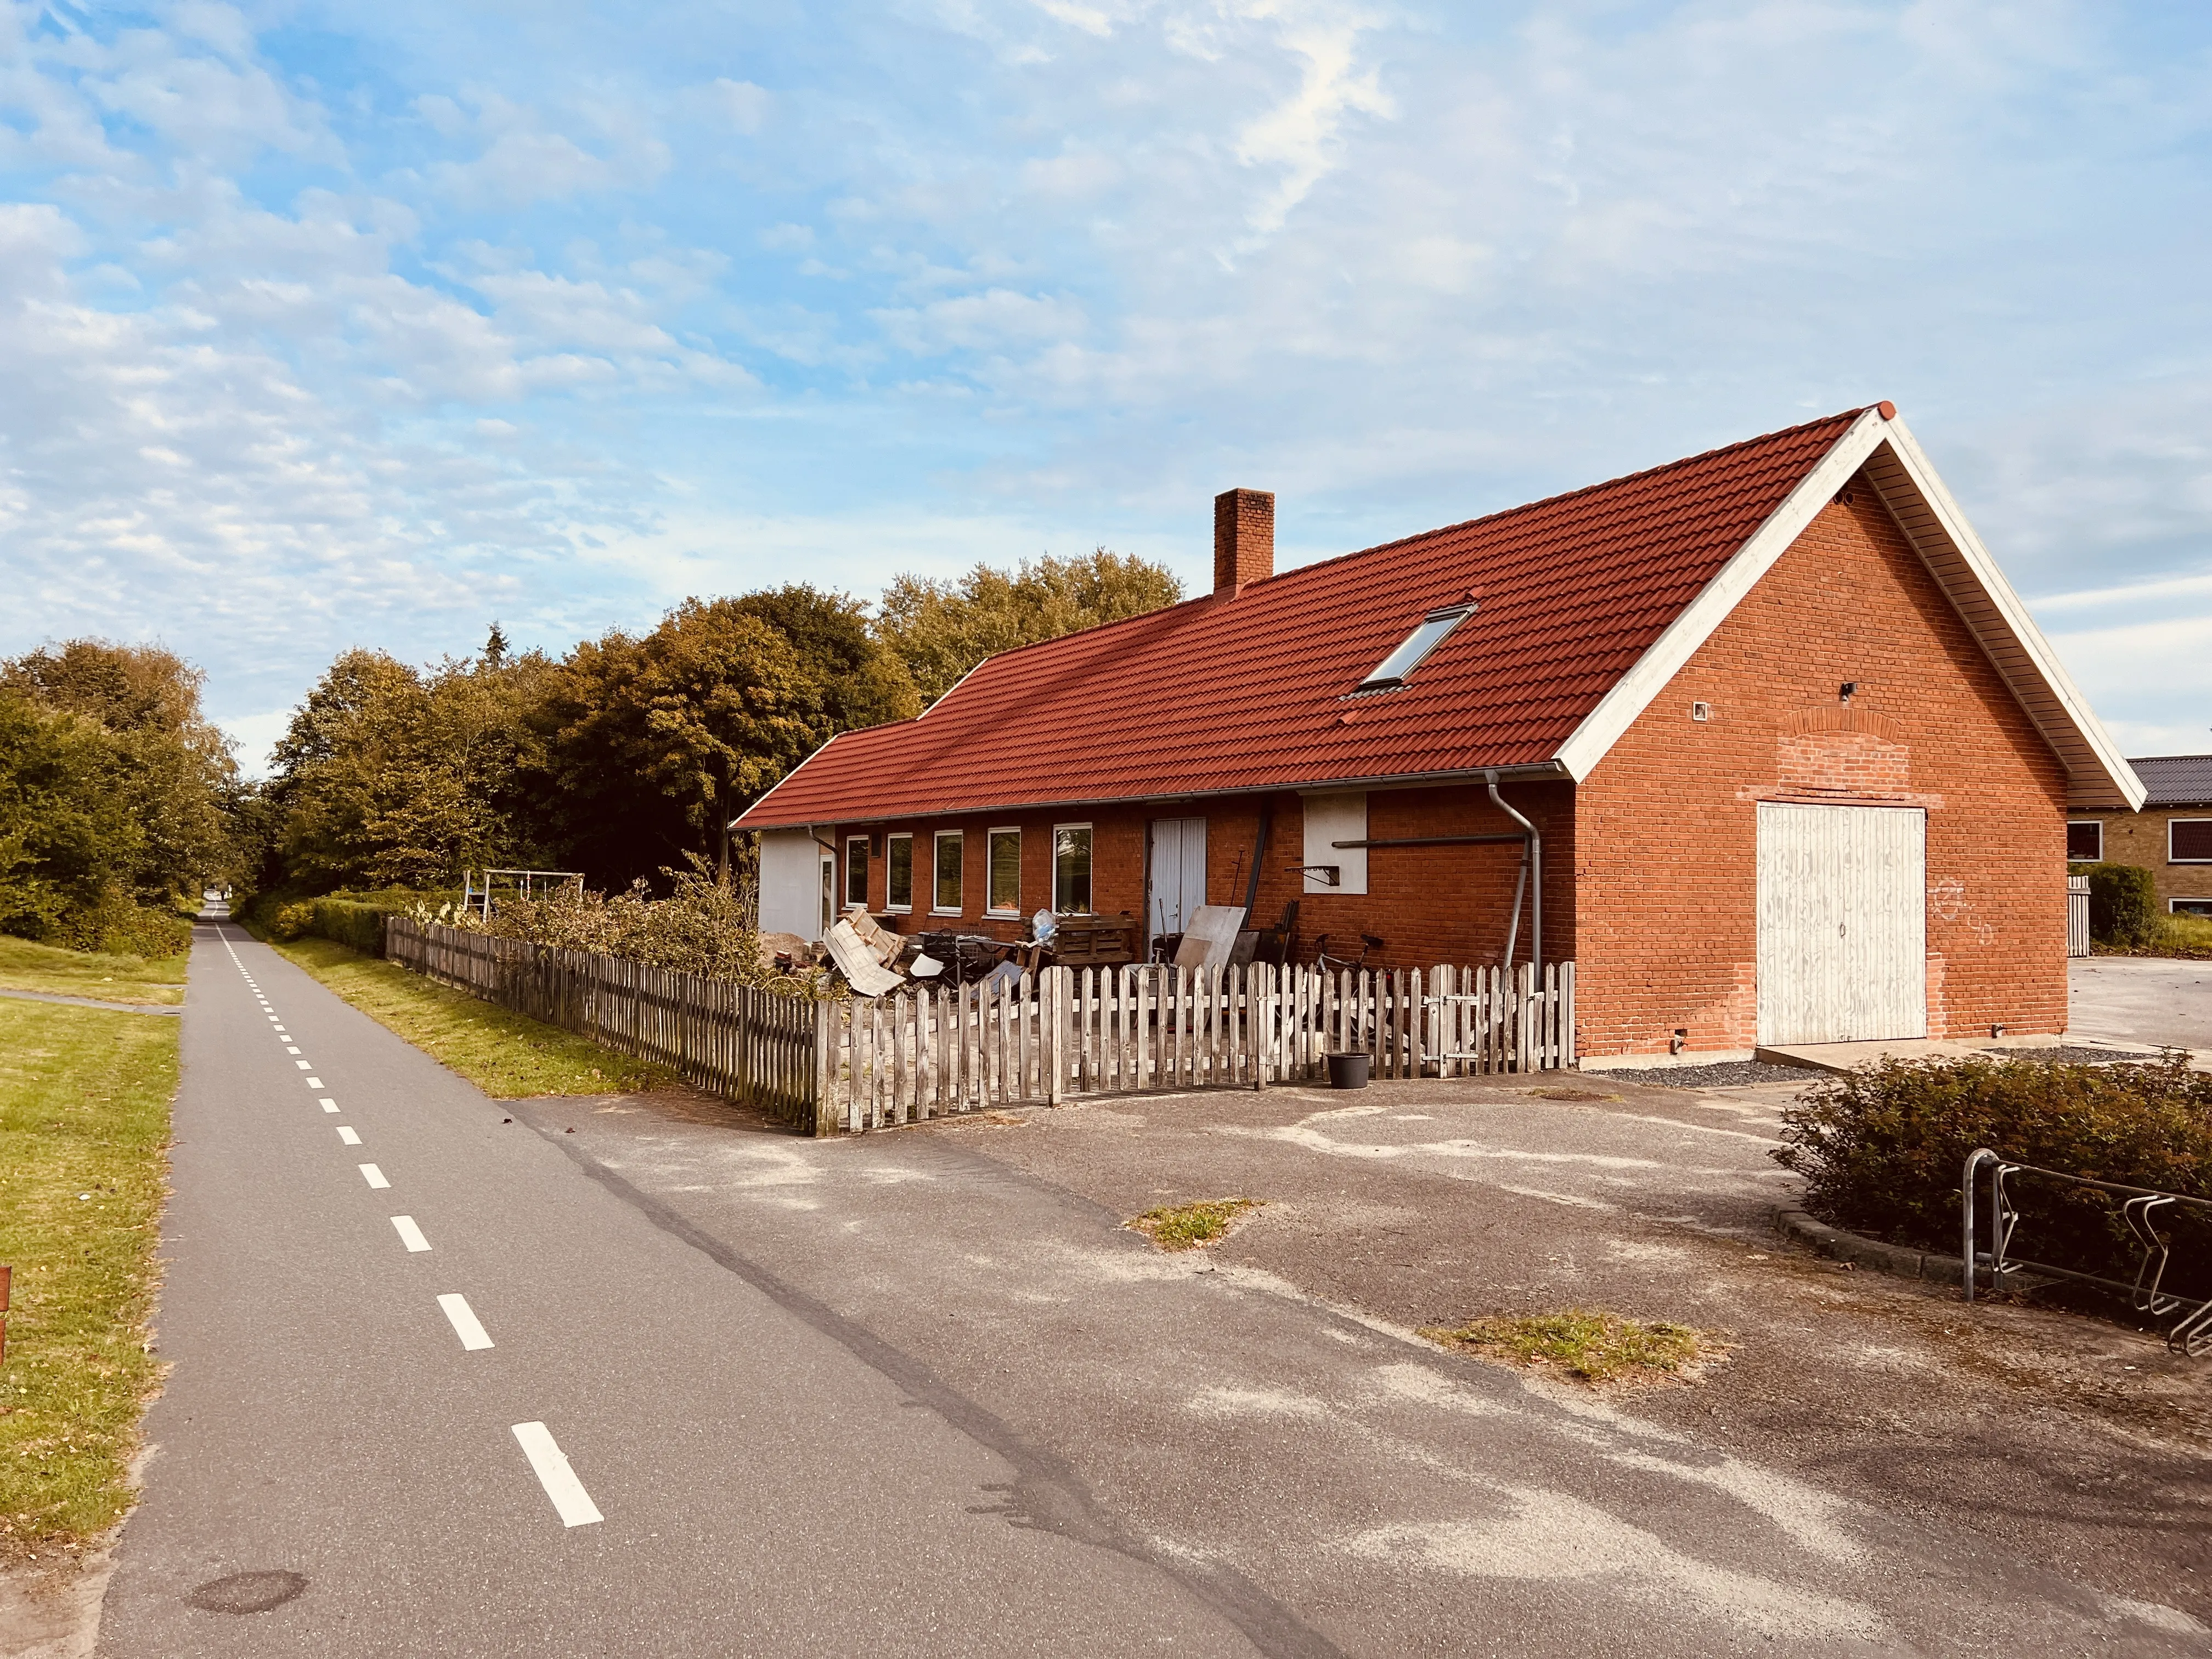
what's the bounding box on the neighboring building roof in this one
[740,406,2146,828]
[2127,754,2212,808]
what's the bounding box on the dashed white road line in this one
[318,1097,337,1110]
[306,1077,324,1089]
[358,1163,389,1189]
[511,1423,601,1527]
[391,1216,431,1252]
[285,1046,301,1055]
[438,1294,494,1351]
[337,1126,362,1146]
[294,1059,313,1070]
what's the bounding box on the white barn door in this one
[1756,803,1927,1045]
[1147,818,1207,949]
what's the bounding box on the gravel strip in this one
[1633,1060,1819,1090]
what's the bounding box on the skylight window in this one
[1356,603,1475,691]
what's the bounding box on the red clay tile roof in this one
[738,409,1869,827]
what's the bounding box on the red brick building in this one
[737,405,2144,1064]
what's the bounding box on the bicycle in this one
[1311,933,1385,975]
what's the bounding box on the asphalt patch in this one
[185,1570,307,1615]
[1979,1046,2171,1065]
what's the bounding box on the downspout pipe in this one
[1484,770,1541,980]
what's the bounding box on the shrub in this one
[1775,1055,2212,1285]
[454,857,802,989]
[267,901,314,941]
[2072,861,2159,947]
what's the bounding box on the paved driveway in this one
[2069,956,2212,1052]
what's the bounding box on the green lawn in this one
[0,935,188,1007]
[0,999,176,1560]
[266,937,675,1098]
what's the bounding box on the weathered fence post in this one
[1045,965,1068,1105]
[812,998,840,1137]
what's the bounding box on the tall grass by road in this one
[264,936,674,1099]
[0,998,174,1560]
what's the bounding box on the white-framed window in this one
[2170,819,2212,864]
[986,827,1022,915]
[933,830,964,913]
[846,836,870,907]
[2066,820,2103,862]
[885,833,913,913]
[2170,898,2212,918]
[1053,823,1093,914]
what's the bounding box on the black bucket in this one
[1327,1052,1372,1090]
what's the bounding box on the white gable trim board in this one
[1552,408,1891,783]
[1551,410,2145,811]
[1859,420,2144,810]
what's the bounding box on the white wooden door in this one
[1756,803,1927,1045]
[1147,819,1207,947]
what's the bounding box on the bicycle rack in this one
[1962,1148,2212,1357]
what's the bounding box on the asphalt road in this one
[99,921,1268,1656]
[2069,956,2212,1053]
[98,918,2210,1654]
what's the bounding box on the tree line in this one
[0,641,238,954]
[238,549,1182,905]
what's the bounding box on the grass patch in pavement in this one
[0,935,187,1007]
[1422,1308,1723,1385]
[1130,1198,1259,1251]
[266,936,675,1099]
[0,998,175,1560]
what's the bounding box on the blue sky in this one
[3,0,2209,771]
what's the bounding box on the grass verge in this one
[0,936,187,1008]
[1129,1198,1259,1251]
[1422,1308,1723,1385]
[0,1000,175,1560]
[265,936,675,1099]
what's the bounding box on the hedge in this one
[2070,861,2159,947]
[1775,1054,2212,1290]
[259,889,437,956]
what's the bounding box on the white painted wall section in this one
[758,827,823,940]
[1301,793,1369,895]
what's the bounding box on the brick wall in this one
[1573,473,2072,1057]
[826,776,1573,970]
[2071,806,2212,911]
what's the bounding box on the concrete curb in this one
[1770,1205,1967,1287]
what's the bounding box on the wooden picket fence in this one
[827,961,1574,1132]
[384,918,1573,1136]
[386,918,822,1129]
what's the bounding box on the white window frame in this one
[2170,817,2212,865]
[932,830,965,915]
[2170,897,2212,916]
[845,835,870,909]
[1052,822,1094,915]
[884,833,913,914]
[2066,820,2103,863]
[985,827,1023,916]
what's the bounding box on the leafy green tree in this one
[0,640,236,949]
[875,549,1183,704]
[529,590,918,887]
[269,648,554,891]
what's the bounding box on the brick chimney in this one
[1214,488,1274,595]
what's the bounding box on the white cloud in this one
[710,78,771,133]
